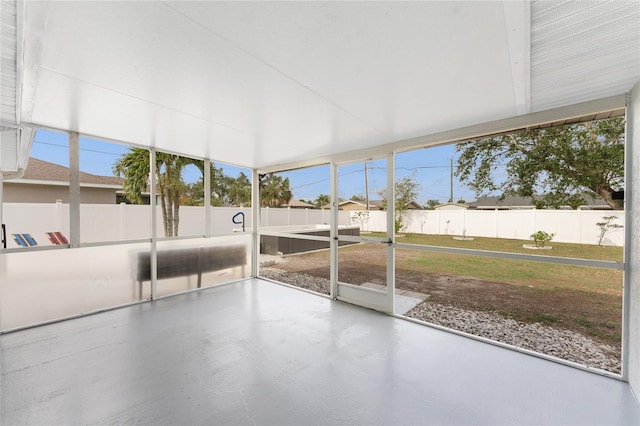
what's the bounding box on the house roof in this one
[331,200,382,210]
[282,199,315,208]
[328,199,422,210]
[434,203,469,209]
[17,157,124,187]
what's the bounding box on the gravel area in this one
[260,267,621,373]
[260,268,330,295]
[406,302,621,373]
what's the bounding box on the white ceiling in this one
[18,1,640,170]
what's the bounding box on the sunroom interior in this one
[1,1,640,424]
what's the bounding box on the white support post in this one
[68,132,80,247]
[251,169,260,278]
[150,149,158,300]
[386,154,396,314]
[0,173,3,250]
[330,162,338,299]
[204,160,211,237]
[624,81,640,393]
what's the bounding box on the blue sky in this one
[31,129,477,204]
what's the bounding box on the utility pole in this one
[450,157,454,203]
[364,161,370,210]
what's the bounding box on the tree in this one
[260,174,293,207]
[455,117,625,209]
[596,215,623,247]
[425,199,440,210]
[227,172,252,207]
[377,172,422,232]
[350,194,366,202]
[351,210,370,231]
[314,194,330,209]
[181,164,224,206]
[184,167,251,207]
[114,149,199,237]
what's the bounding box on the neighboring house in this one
[434,203,469,210]
[336,200,380,211]
[467,195,611,210]
[370,200,423,210]
[282,199,315,208]
[3,157,125,204]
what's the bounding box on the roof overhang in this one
[14,1,640,170]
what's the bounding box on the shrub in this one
[530,230,554,248]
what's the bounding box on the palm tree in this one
[113,148,198,237]
[259,173,292,207]
[314,194,330,209]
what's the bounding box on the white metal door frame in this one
[332,153,395,314]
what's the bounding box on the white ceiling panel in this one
[17,1,640,169]
[165,1,519,138]
[531,0,640,112]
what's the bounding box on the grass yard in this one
[381,234,622,344]
[371,232,623,262]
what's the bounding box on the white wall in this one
[352,209,625,246]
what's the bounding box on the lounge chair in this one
[46,232,69,245]
[12,234,38,248]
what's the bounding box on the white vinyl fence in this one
[357,209,625,247]
[2,203,351,248]
[2,202,624,248]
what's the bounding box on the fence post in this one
[463,208,467,235]
[577,208,583,244]
[56,200,63,232]
[120,202,126,240]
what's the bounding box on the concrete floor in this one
[1,279,638,425]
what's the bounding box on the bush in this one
[530,230,554,248]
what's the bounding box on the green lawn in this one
[338,234,624,344]
[371,232,623,262]
[396,248,621,296]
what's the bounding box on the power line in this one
[290,168,365,191]
[33,140,125,157]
